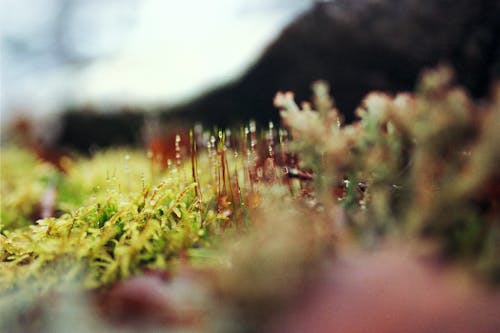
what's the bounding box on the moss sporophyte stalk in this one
[1,67,499,319]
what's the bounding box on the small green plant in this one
[275,66,500,280]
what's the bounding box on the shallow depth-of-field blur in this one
[1,67,500,332]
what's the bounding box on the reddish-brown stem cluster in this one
[144,121,317,228]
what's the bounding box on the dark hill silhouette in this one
[162,0,500,126]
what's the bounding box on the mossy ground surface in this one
[1,67,499,332]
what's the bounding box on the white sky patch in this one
[77,0,307,106]
[0,0,312,125]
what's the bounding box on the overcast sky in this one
[0,0,313,124]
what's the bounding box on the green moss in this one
[1,66,499,303]
[0,147,59,230]
[276,66,500,281]
[0,149,226,292]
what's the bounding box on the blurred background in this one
[0,0,312,132]
[1,0,498,149]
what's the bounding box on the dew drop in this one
[249,120,256,134]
